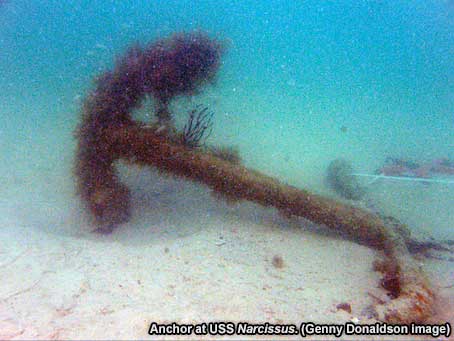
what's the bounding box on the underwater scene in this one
[1,0,454,339]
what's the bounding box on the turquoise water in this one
[0,2,453,224]
[0,0,454,339]
[2,0,453,237]
[0,1,453,334]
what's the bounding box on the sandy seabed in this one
[0,165,453,340]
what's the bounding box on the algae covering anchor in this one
[75,31,436,324]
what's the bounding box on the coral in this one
[179,106,213,148]
[75,31,435,323]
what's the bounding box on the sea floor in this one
[0,165,453,340]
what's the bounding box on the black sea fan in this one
[180,105,214,148]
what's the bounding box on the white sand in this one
[1,163,453,340]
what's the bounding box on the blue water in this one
[1,1,453,226]
[1,1,453,229]
[1,1,454,336]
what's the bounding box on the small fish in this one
[95,43,108,50]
